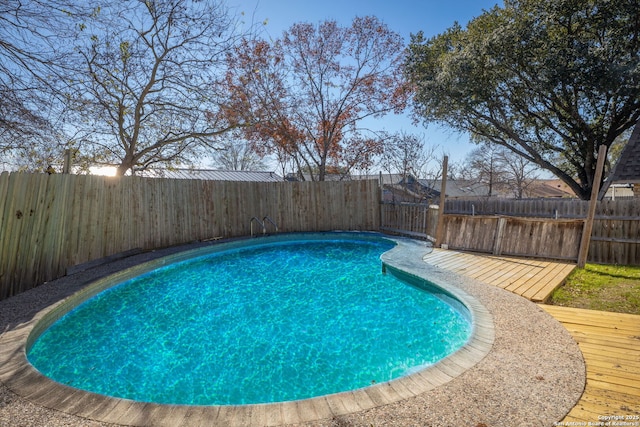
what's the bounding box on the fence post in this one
[435,155,448,247]
[63,150,72,174]
[577,145,607,268]
[378,171,384,230]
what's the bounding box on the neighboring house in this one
[600,122,640,199]
[425,179,493,199]
[284,165,354,181]
[285,172,348,182]
[285,172,439,202]
[356,173,439,202]
[138,168,284,182]
[423,178,578,200]
[359,175,498,201]
[523,179,577,198]
[382,183,433,203]
[603,184,635,199]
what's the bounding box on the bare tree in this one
[498,149,539,199]
[462,143,540,198]
[210,138,266,171]
[380,131,443,179]
[66,0,245,175]
[0,1,94,170]
[464,144,505,197]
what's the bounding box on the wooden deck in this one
[423,248,576,302]
[541,305,640,422]
[423,249,640,423]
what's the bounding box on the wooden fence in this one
[3,172,638,301]
[0,173,380,300]
[446,197,588,217]
[440,215,583,261]
[380,202,438,240]
[443,198,640,265]
[382,197,640,265]
[445,197,640,219]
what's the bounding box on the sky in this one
[226,0,502,168]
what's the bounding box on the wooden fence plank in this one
[2,173,29,298]
[21,174,49,288]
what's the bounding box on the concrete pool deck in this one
[0,234,585,426]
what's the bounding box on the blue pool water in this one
[28,236,471,405]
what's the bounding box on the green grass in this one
[549,263,640,315]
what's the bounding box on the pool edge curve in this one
[0,232,495,427]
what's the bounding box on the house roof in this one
[286,172,407,184]
[353,173,406,185]
[138,168,283,182]
[606,122,640,185]
[426,179,491,198]
[598,121,640,199]
[383,183,435,200]
[285,172,347,181]
[525,179,577,198]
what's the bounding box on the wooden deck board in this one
[431,253,483,270]
[423,248,575,302]
[514,261,566,299]
[530,264,584,302]
[540,305,640,421]
[463,261,505,280]
[502,266,543,292]
[586,356,640,374]
[544,311,640,331]
[585,384,640,407]
[528,263,577,301]
[579,392,640,413]
[559,329,640,348]
[474,260,532,284]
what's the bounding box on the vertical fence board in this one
[2,174,20,292]
[48,175,72,279]
[21,174,49,287]
[283,182,294,233]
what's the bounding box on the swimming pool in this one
[27,233,472,405]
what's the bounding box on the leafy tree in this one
[67,0,244,175]
[405,0,640,199]
[220,16,407,181]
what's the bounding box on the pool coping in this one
[0,232,584,427]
